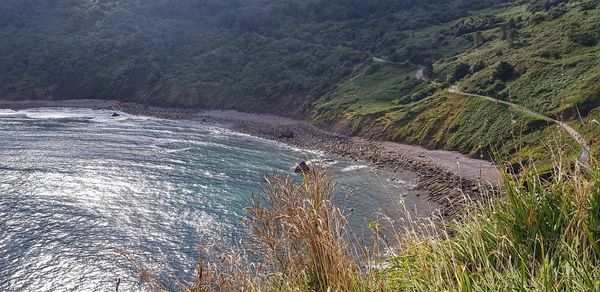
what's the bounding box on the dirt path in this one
[415,69,591,167]
[372,56,406,65]
[448,86,591,167]
[372,56,395,64]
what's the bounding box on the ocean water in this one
[0,108,435,291]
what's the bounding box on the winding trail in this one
[413,67,590,166]
[446,86,591,166]
[372,56,396,64]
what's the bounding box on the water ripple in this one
[0,108,429,291]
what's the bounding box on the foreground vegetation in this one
[386,162,600,290]
[134,151,599,291]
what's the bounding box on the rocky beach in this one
[0,99,501,216]
[197,110,501,217]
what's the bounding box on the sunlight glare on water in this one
[0,108,433,291]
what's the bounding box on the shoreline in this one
[196,110,501,217]
[0,99,501,216]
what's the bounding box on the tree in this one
[391,50,403,62]
[474,31,484,46]
[493,61,514,81]
[449,63,471,82]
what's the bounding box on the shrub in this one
[471,61,486,73]
[581,1,598,11]
[527,0,569,12]
[243,171,362,291]
[185,170,377,291]
[569,27,598,47]
[452,14,502,36]
[391,51,404,62]
[493,61,515,81]
[530,12,547,24]
[366,63,382,74]
[539,49,561,59]
[449,63,471,82]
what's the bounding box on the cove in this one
[0,108,436,291]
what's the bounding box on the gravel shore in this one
[198,109,501,216]
[109,103,501,216]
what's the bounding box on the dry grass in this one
[243,170,361,290]
[128,147,600,291]
[130,168,383,291]
[384,154,600,291]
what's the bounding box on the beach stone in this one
[280,130,294,139]
[294,161,311,174]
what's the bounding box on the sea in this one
[0,108,436,291]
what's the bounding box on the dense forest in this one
[1,0,509,110]
[2,0,599,162]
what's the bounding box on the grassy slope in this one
[313,1,599,168]
[384,163,600,291]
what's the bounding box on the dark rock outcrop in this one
[294,161,311,174]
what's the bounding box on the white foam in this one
[0,109,18,116]
[340,165,369,172]
[164,147,192,153]
[18,108,98,119]
[307,159,338,167]
[206,126,325,156]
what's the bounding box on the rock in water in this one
[294,161,311,174]
[112,113,120,117]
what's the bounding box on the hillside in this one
[312,0,600,166]
[1,0,599,164]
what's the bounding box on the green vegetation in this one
[0,0,508,112]
[7,1,600,290]
[3,0,599,164]
[313,0,600,167]
[135,159,600,291]
[385,162,600,290]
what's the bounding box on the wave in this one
[306,159,338,167]
[340,165,369,172]
[164,147,192,153]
